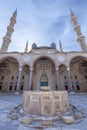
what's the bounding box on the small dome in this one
[32,43,37,49]
[50,42,56,49]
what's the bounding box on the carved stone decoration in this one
[33,57,56,90]
[29,94,40,115]
[41,95,52,116]
[22,91,69,116]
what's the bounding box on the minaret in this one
[70,9,87,51]
[0,9,17,52]
[59,40,63,52]
[25,41,28,52]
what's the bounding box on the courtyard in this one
[0,92,87,130]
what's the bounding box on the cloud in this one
[0,0,87,52]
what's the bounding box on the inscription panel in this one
[41,95,52,116]
[31,94,39,101]
[29,94,40,114]
[30,101,40,114]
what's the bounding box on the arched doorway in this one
[33,57,55,90]
[70,56,87,92]
[0,57,19,92]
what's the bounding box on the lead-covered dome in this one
[50,42,56,49]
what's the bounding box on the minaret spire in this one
[59,40,63,52]
[70,8,87,51]
[70,8,75,16]
[13,8,17,18]
[25,41,28,52]
[0,9,17,52]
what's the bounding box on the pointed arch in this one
[33,56,55,68]
[0,56,19,92]
[70,56,87,92]
[33,56,56,90]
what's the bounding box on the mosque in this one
[0,9,87,92]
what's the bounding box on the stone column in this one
[56,67,61,90]
[29,67,33,90]
[67,67,73,91]
[17,67,22,91]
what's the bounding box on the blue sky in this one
[0,0,87,52]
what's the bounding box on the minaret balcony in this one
[3,36,11,43]
[7,26,14,33]
[77,35,85,42]
[74,25,80,31]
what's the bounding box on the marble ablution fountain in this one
[7,89,85,128]
[22,91,69,116]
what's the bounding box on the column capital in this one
[30,67,33,71]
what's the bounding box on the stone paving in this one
[0,92,87,130]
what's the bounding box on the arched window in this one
[40,71,48,87]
